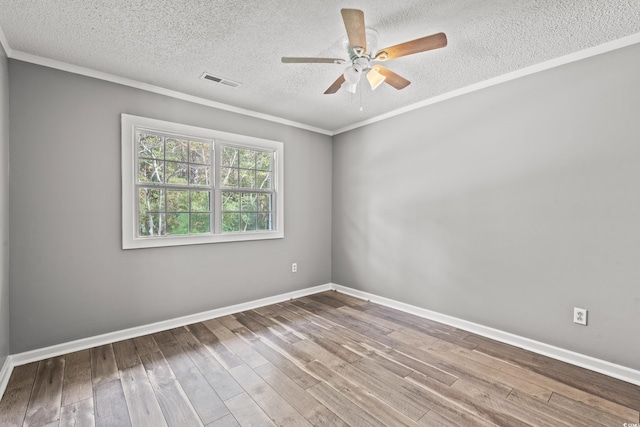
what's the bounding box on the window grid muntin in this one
[123,114,283,248]
[136,129,214,188]
[220,189,274,233]
[135,128,214,238]
[137,186,214,237]
[220,144,273,191]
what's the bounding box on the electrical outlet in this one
[573,307,587,325]
[291,263,297,273]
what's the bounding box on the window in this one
[122,114,283,249]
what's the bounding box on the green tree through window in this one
[137,133,212,236]
[122,114,284,249]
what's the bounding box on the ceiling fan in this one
[281,9,447,94]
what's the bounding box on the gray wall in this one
[332,43,640,369]
[0,44,9,366]
[9,61,332,353]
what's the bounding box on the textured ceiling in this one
[1,1,639,133]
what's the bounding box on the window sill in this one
[122,230,284,250]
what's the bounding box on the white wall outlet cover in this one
[574,307,588,325]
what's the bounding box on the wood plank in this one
[119,363,168,427]
[91,345,119,386]
[291,312,391,357]
[367,342,460,387]
[361,304,478,349]
[305,360,422,426]
[243,310,303,344]
[228,364,313,426]
[339,305,445,348]
[234,313,313,364]
[418,340,549,399]
[24,356,65,427]
[252,304,281,318]
[94,379,132,427]
[0,384,32,427]
[216,315,245,331]
[171,326,243,401]
[418,410,460,427]
[253,362,348,427]
[333,361,429,420]
[285,317,364,364]
[2,293,639,427]
[433,338,633,415]
[157,339,229,424]
[206,413,241,427]
[202,318,269,369]
[140,351,203,427]
[112,340,140,370]
[358,303,461,335]
[223,392,275,427]
[62,350,92,406]
[549,392,633,426]
[321,321,460,387]
[316,290,369,307]
[387,329,441,348]
[449,378,563,427]
[358,330,518,396]
[60,398,95,427]
[306,292,346,308]
[133,335,160,356]
[279,302,337,330]
[307,381,386,427]
[357,348,414,377]
[351,357,454,417]
[295,298,396,336]
[358,354,519,427]
[4,361,38,391]
[152,331,177,346]
[466,334,640,410]
[507,389,608,427]
[292,339,347,369]
[404,373,511,427]
[186,322,243,369]
[339,305,430,337]
[233,326,319,389]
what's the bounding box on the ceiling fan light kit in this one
[281,8,447,97]
[366,67,386,91]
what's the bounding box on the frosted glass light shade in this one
[341,81,358,93]
[343,65,361,85]
[366,68,386,90]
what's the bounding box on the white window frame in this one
[122,114,284,249]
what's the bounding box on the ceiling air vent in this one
[200,72,242,88]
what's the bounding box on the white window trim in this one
[121,114,284,249]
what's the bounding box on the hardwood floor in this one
[1,290,639,426]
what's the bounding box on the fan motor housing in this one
[345,28,379,60]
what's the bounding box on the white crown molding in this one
[2,20,639,138]
[0,21,640,136]
[0,24,12,57]
[333,32,640,135]
[330,283,640,387]
[5,49,333,137]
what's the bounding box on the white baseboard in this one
[9,284,331,368]
[331,283,640,387]
[2,281,638,401]
[0,355,13,398]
